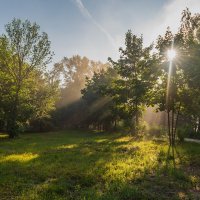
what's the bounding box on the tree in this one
[180,8,200,134]
[53,55,107,107]
[109,30,158,134]
[155,8,200,145]
[51,55,109,129]
[81,67,118,130]
[0,18,53,138]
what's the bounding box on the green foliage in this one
[177,128,187,142]
[1,8,200,141]
[81,67,119,130]
[0,18,58,137]
[108,30,159,133]
[177,125,200,141]
[51,56,109,129]
[77,9,200,137]
[153,8,200,144]
[53,55,108,107]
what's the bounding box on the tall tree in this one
[0,19,53,137]
[155,8,200,145]
[109,30,158,133]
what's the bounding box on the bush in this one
[28,118,56,132]
[147,125,167,138]
[188,130,200,140]
[177,125,199,142]
[177,128,186,142]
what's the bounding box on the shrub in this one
[28,118,56,132]
[177,125,194,142]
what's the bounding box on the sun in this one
[167,49,176,61]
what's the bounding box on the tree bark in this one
[7,83,21,138]
[167,110,172,145]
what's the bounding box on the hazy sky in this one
[0,0,200,65]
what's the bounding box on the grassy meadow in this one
[0,130,200,200]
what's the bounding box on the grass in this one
[0,130,200,200]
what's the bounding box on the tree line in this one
[1,9,200,145]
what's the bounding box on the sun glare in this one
[167,49,176,61]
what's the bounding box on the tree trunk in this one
[7,84,20,138]
[167,110,172,146]
[197,117,200,132]
[130,116,136,135]
[171,107,175,146]
[174,102,181,142]
[134,101,139,135]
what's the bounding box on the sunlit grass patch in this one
[102,140,161,183]
[56,144,78,150]
[114,136,131,143]
[95,138,108,143]
[0,133,9,139]
[0,153,39,163]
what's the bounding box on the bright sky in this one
[0,0,200,65]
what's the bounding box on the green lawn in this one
[0,130,200,200]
